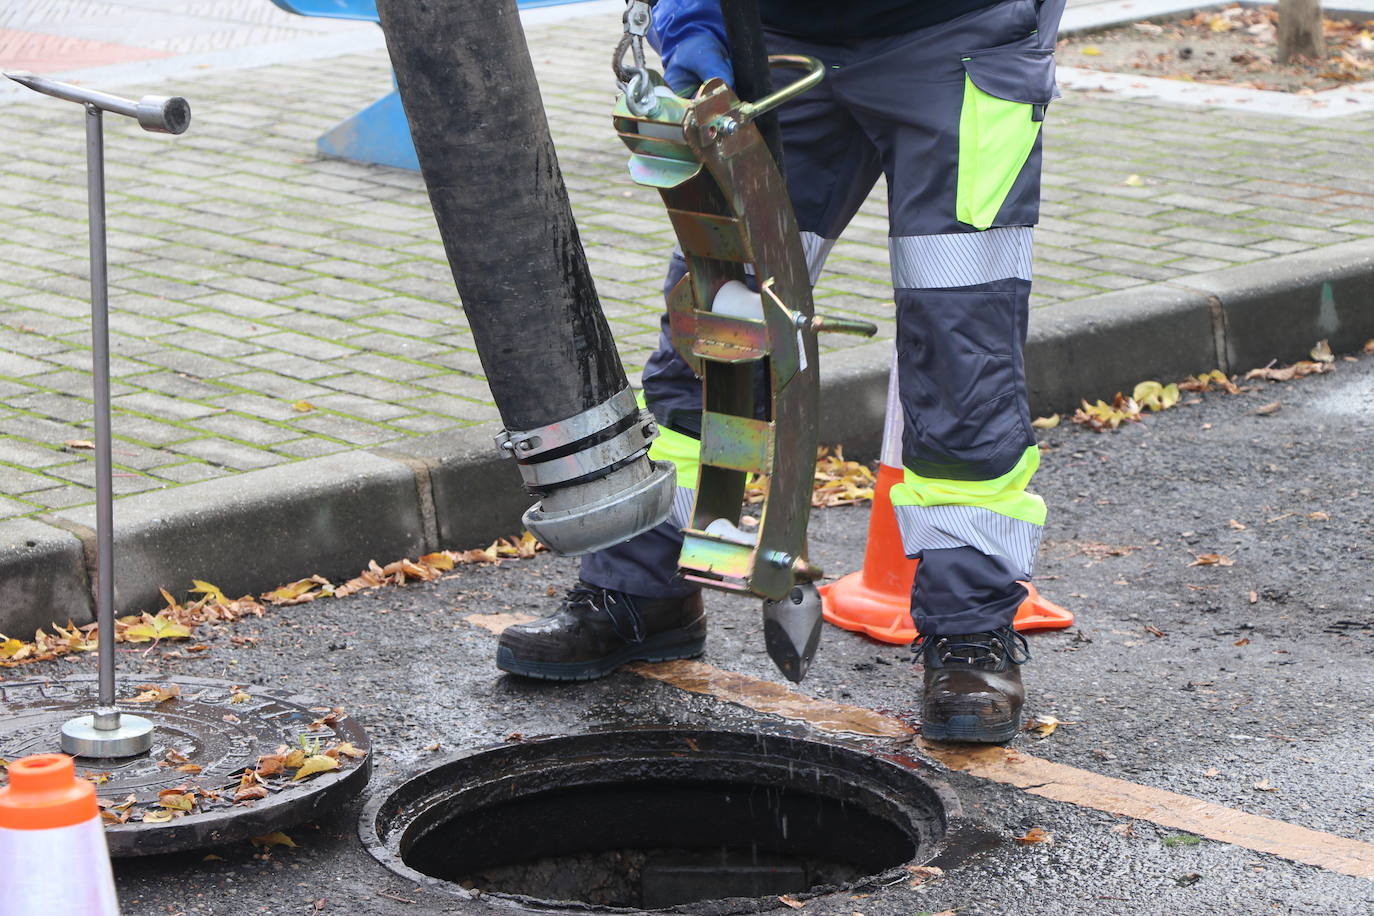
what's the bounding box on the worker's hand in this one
[663,32,734,94]
[651,0,734,95]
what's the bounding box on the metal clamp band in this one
[516,415,658,488]
[495,386,639,460]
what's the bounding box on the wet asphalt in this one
[44,353,1374,914]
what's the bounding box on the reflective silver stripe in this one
[893,504,1042,578]
[889,226,1033,289]
[799,231,837,286]
[879,347,903,468]
[670,485,695,529]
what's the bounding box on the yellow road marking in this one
[627,659,911,739]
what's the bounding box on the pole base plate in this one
[61,712,154,758]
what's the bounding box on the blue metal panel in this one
[273,0,597,169]
[315,88,418,171]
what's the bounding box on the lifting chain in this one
[614,0,657,115]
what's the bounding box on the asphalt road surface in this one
[36,353,1374,914]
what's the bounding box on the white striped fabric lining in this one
[893,503,1042,578]
[799,231,837,286]
[670,485,695,529]
[879,347,903,468]
[889,226,1033,289]
[671,230,835,287]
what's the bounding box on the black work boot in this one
[917,627,1029,744]
[495,583,706,681]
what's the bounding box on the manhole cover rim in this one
[359,728,962,913]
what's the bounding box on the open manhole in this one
[361,729,958,911]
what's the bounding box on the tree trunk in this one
[1277,0,1324,63]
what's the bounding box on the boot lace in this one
[915,626,1030,668]
[565,585,645,644]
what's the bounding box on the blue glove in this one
[651,0,734,94]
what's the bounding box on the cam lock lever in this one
[613,56,876,681]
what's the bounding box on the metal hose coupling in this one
[495,386,675,556]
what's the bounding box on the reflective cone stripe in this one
[0,754,120,915]
[820,352,1074,644]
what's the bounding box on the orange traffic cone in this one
[0,754,120,915]
[820,354,1074,644]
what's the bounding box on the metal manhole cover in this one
[0,676,371,856]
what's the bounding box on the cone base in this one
[820,573,1074,646]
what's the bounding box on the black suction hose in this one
[376,0,673,555]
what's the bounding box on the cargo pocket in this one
[955,47,1057,231]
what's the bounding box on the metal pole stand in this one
[5,71,188,760]
[1,74,373,856]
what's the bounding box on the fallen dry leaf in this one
[1014,827,1053,846]
[127,684,181,704]
[777,895,805,909]
[64,439,95,450]
[1254,401,1281,416]
[1024,715,1060,738]
[1310,339,1334,363]
[1253,779,1278,792]
[1031,414,1060,429]
[1228,519,1246,530]
[1189,553,1234,567]
[250,831,298,848]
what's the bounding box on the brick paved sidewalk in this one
[1,7,1373,521]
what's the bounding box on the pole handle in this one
[5,70,190,134]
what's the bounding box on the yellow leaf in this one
[1209,16,1232,32]
[420,552,455,571]
[122,614,192,644]
[141,808,176,823]
[1123,174,1145,187]
[189,580,227,604]
[293,754,341,781]
[250,831,298,848]
[1031,414,1060,429]
[1160,383,1181,409]
[284,748,307,769]
[1310,339,1334,363]
[230,690,252,704]
[0,637,25,659]
[1024,715,1060,738]
[1081,45,1102,55]
[262,576,332,604]
[292,400,315,412]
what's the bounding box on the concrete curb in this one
[3,240,1372,634]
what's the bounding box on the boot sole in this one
[495,630,706,682]
[921,713,1021,744]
